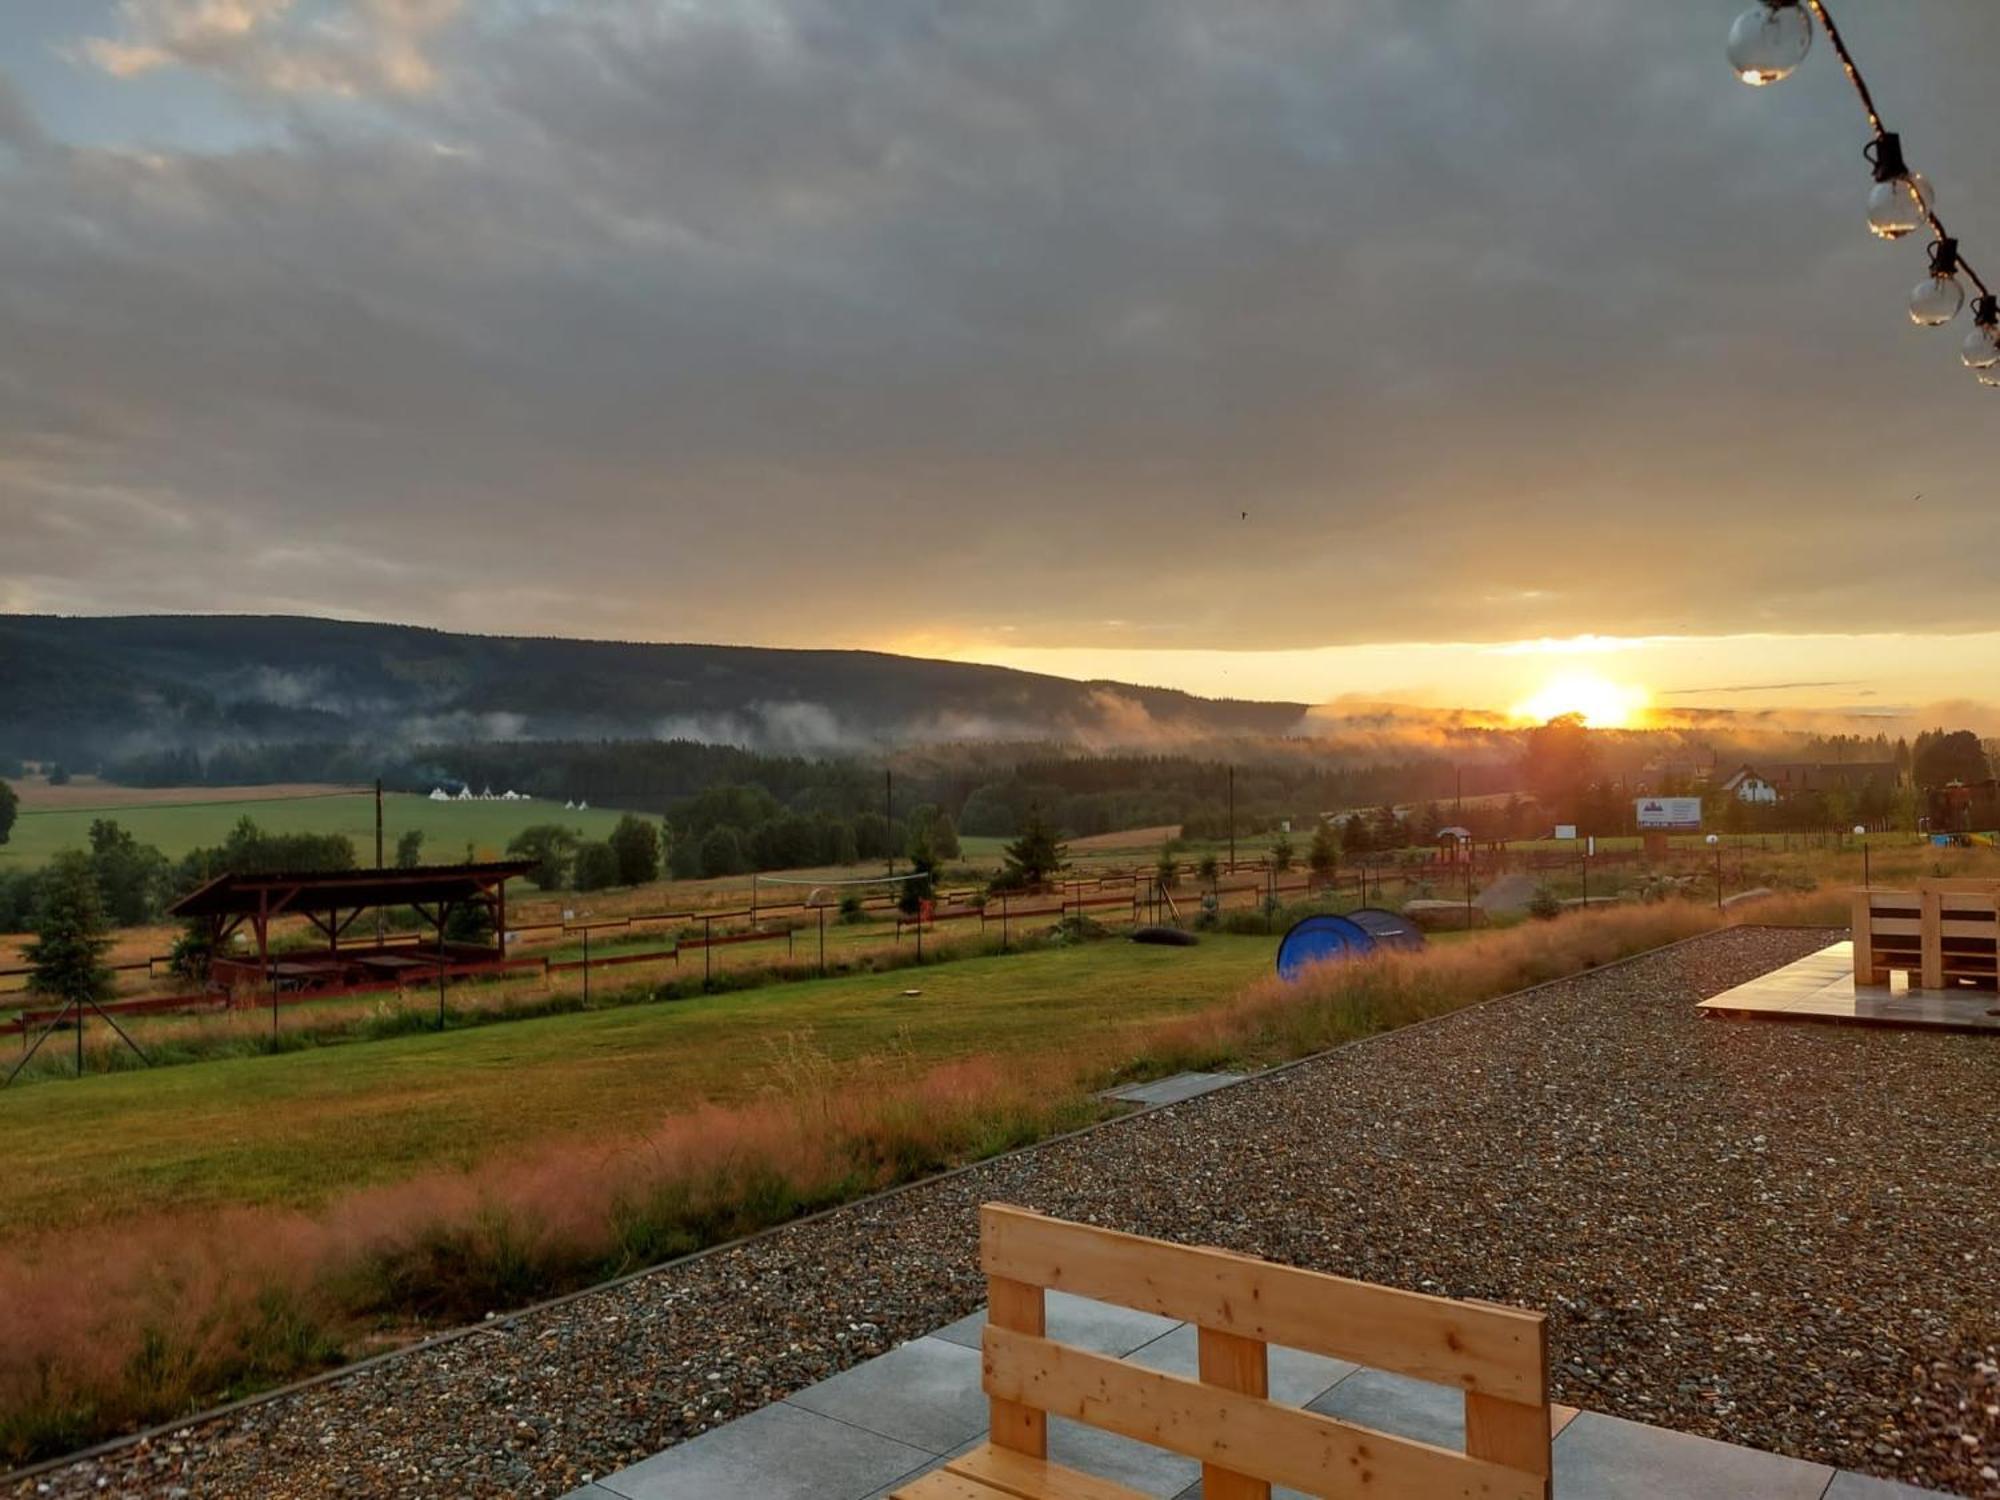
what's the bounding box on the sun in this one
[1511,672,1649,728]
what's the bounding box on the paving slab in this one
[1305,1367,1464,1450]
[1049,1417,1200,1495]
[1126,1323,1355,1407]
[1099,1072,1246,1106]
[1551,1410,1833,1499]
[933,1288,1179,1357]
[591,1398,931,1500]
[785,1335,988,1453]
[1699,941,2000,1033]
[582,1300,1972,1500]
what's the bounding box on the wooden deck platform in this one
[1699,942,2000,1033]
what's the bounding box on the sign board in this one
[1635,796,1702,830]
[1554,824,1577,841]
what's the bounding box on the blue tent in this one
[1275,913,1377,981]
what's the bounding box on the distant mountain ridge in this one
[0,615,1306,765]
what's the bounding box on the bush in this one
[1527,885,1563,921]
[607,815,660,886]
[571,842,620,892]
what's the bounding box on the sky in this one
[2,1,1997,723]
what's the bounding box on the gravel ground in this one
[12,926,1998,1499]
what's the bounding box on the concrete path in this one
[568,1291,1960,1499]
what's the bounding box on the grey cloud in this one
[1,2,1997,652]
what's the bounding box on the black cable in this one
[1801,0,1989,299]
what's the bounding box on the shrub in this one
[572,841,620,892]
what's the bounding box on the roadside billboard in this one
[1634,796,1702,830]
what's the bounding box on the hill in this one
[0,614,1305,766]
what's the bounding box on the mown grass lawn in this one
[0,791,637,871]
[0,932,1276,1239]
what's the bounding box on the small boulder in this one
[1401,899,1485,931]
[1473,873,1539,916]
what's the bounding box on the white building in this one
[1718,765,1779,804]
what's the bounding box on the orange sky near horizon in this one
[924,631,2000,733]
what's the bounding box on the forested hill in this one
[0,615,1306,766]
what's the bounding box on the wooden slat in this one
[946,1444,1153,1499]
[982,1327,1543,1500]
[892,1470,1015,1500]
[979,1204,1545,1404]
[1938,892,2000,912]
[988,1275,1047,1458]
[1199,1327,1271,1500]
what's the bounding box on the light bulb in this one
[1909,238,1965,326]
[1727,1,1812,86]
[1864,134,1933,241]
[1962,297,2000,370]
[1868,176,1933,240]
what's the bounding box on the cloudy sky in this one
[3,0,1996,718]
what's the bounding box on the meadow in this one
[0,784,634,872]
[0,891,1848,1463]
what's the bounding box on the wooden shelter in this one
[167,861,535,998]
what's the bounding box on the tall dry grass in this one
[0,896,1830,1466]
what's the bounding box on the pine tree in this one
[1269,832,1294,872]
[1001,805,1066,888]
[26,851,114,1007]
[1307,821,1339,882]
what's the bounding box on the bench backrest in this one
[1852,884,2000,988]
[979,1203,1551,1500]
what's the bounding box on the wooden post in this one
[1465,1303,1553,1499]
[1198,1326,1270,1500]
[1919,888,1944,991]
[1851,888,1877,986]
[987,1276,1046,1457]
[1465,1388,1553,1499]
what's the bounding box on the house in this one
[1761,762,1901,797]
[1719,765,1778,804]
[1720,761,1899,805]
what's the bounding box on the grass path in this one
[0,934,1274,1239]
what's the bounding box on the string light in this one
[1726,1,1811,86]
[1731,0,1993,388]
[1909,239,1965,326]
[1963,297,2000,371]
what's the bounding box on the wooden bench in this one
[893,1204,1557,1500]
[1853,881,2000,990]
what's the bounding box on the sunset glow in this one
[1509,672,1650,728]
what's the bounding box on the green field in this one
[0,791,636,872]
[0,932,1277,1239]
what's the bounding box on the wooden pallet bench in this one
[1853,880,2000,990]
[894,1203,1557,1500]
